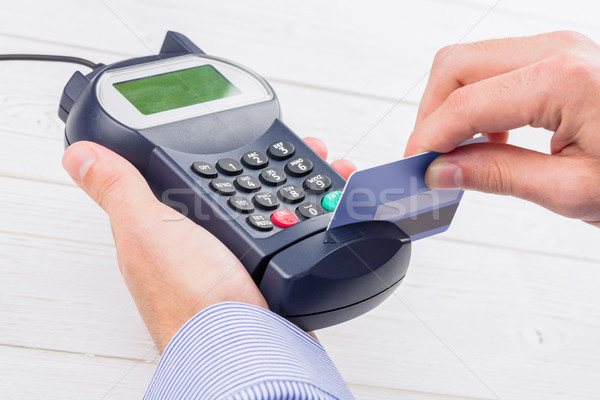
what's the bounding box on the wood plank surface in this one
[2,0,600,104]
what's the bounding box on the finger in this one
[62,141,161,222]
[303,137,328,159]
[484,131,509,144]
[331,159,357,179]
[405,54,578,157]
[303,137,357,178]
[425,143,600,222]
[415,31,591,125]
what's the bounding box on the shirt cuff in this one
[143,302,354,400]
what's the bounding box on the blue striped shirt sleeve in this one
[143,302,354,400]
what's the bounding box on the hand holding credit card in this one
[328,137,486,240]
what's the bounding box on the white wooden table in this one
[1,1,599,399]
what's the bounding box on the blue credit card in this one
[327,137,486,240]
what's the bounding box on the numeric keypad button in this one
[247,214,274,231]
[278,184,305,204]
[253,192,280,210]
[210,178,236,196]
[285,157,313,177]
[271,209,299,228]
[259,168,287,186]
[321,190,342,211]
[228,196,254,213]
[234,175,261,192]
[216,158,243,175]
[304,174,332,194]
[296,202,324,219]
[191,161,218,178]
[267,141,295,160]
[241,151,268,169]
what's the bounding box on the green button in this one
[321,190,342,212]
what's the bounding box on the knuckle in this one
[544,52,599,94]
[432,45,455,66]
[429,44,465,92]
[431,44,463,77]
[95,173,126,212]
[462,39,490,53]
[445,86,472,116]
[544,52,571,74]
[562,54,597,81]
[550,30,590,46]
[482,158,513,195]
[571,162,600,221]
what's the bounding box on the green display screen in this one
[113,65,241,115]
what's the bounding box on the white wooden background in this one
[1,1,599,399]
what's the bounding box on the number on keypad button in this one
[241,151,268,169]
[285,157,313,177]
[234,175,261,192]
[260,168,287,186]
[296,202,324,219]
[278,184,305,203]
[303,174,332,194]
[216,158,243,175]
[267,141,295,160]
[253,192,279,210]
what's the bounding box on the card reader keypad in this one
[246,214,273,231]
[191,161,218,178]
[253,192,279,210]
[216,158,243,175]
[228,196,254,213]
[192,141,341,234]
[303,174,331,193]
[285,157,313,177]
[234,175,261,192]
[278,184,305,203]
[210,178,236,195]
[241,151,269,169]
[267,141,295,160]
[259,168,287,186]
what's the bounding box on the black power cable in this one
[0,54,104,69]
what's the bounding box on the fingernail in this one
[426,158,463,189]
[63,144,97,182]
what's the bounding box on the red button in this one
[271,209,299,228]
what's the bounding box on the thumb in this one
[424,143,598,220]
[62,141,160,221]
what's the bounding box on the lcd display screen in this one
[113,65,241,115]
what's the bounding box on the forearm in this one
[143,302,354,400]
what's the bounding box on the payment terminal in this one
[58,32,411,330]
